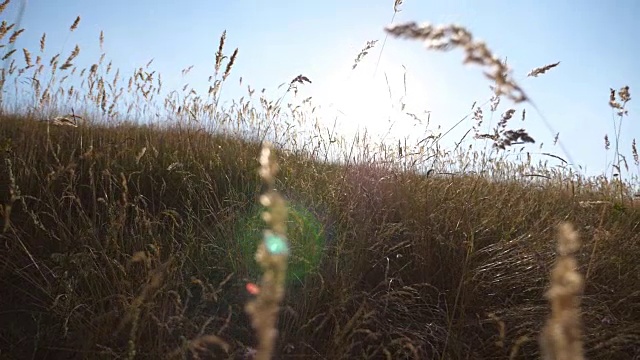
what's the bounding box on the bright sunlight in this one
[312,56,434,145]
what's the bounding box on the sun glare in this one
[313,58,433,145]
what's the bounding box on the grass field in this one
[1,1,639,359]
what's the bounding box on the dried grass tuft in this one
[70,16,81,32]
[60,44,80,70]
[0,21,15,41]
[290,74,311,86]
[39,33,46,52]
[528,62,561,77]
[214,30,227,75]
[539,222,585,360]
[609,86,631,114]
[0,0,10,15]
[352,40,378,70]
[384,22,528,103]
[393,0,403,13]
[8,28,23,44]
[1,48,15,60]
[223,48,238,81]
[21,48,30,67]
[245,142,290,360]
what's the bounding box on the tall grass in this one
[0,1,639,359]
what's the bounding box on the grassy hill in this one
[1,114,639,359]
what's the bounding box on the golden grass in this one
[384,22,528,103]
[527,62,561,78]
[540,223,585,360]
[243,143,290,360]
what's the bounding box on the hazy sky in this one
[4,0,639,178]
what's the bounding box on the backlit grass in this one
[1,1,639,359]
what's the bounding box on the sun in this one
[313,58,432,144]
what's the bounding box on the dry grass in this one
[244,143,290,360]
[0,1,639,359]
[540,223,584,360]
[384,22,528,103]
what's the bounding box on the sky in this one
[3,0,639,179]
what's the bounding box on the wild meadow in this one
[1,0,639,359]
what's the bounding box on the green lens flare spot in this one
[264,233,289,255]
[233,202,326,285]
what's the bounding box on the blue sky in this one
[3,0,639,179]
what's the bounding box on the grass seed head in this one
[39,33,46,52]
[527,61,561,77]
[0,0,10,15]
[22,48,31,67]
[8,28,24,44]
[215,30,227,75]
[70,16,81,31]
[385,22,528,103]
[539,222,585,360]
